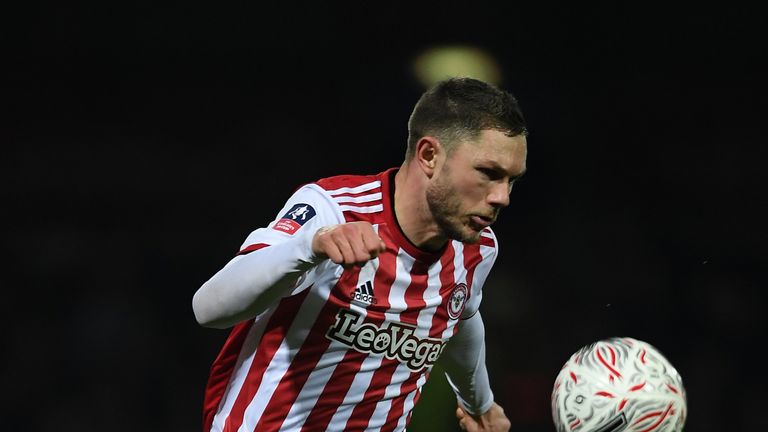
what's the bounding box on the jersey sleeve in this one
[461,228,499,319]
[192,183,346,328]
[441,311,494,415]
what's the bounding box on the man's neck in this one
[392,164,447,252]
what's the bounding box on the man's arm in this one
[192,221,386,329]
[192,230,318,329]
[441,312,494,415]
[441,312,510,431]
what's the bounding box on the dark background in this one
[4,2,767,431]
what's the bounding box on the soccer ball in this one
[551,337,686,432]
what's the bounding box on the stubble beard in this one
[425,176,481,244]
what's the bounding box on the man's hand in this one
[456,402,511,432]
[312,222,387,268]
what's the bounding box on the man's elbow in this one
[192,289,228,329]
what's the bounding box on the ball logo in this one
[447,283,468,320]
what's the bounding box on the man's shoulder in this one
[312,171,386,195]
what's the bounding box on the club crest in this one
[447,283,468,320]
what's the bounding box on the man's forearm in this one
[192,232,317,329]
[440,312,494,416]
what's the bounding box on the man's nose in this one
[487,182,511,208]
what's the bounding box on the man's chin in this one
[463,232,483,244]
[452,226,483,244]
[437,220,483,244]
[466,222,489,239]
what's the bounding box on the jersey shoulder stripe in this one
[316,174,381,195]
[314,173,386,222]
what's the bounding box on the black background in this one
[4,2,767,431]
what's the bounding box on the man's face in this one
[426,129,527,243]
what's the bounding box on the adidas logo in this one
[353,280,377,305]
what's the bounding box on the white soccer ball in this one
[551,337,686,432]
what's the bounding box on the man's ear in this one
[415,137,441,177]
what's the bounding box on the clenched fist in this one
[312,222,387,268]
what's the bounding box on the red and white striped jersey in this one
[203,168,499,432]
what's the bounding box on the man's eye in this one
[477,168,496,179]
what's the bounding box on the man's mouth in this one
[470,215,494,228]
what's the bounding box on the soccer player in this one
[193,77,528,432]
